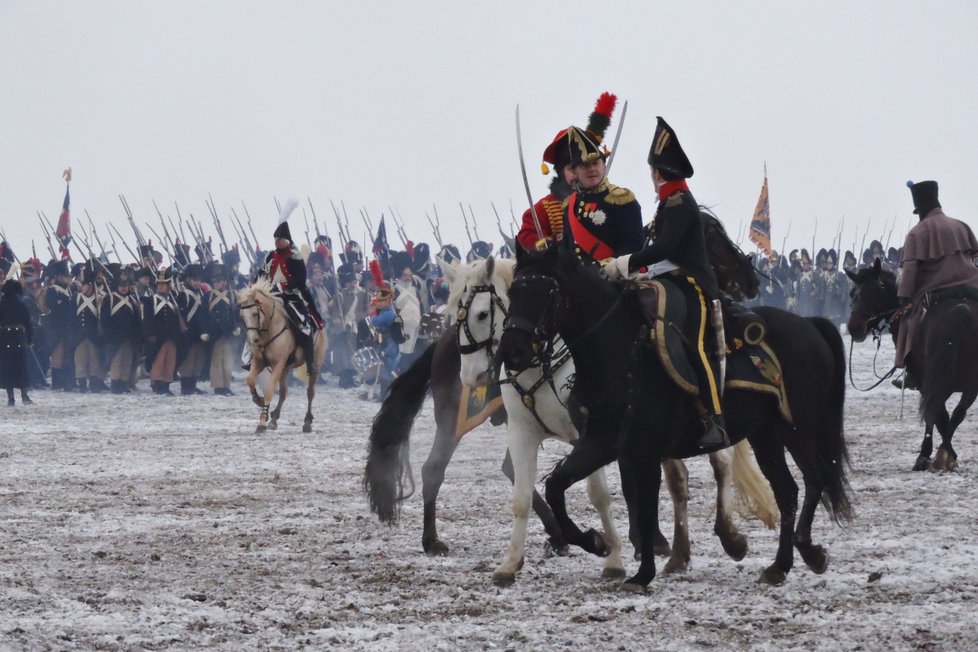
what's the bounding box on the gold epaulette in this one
[664,192,684,208]
[605,184,636,206]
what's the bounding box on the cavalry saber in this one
[515,105,544,240]
[604,99,628,176]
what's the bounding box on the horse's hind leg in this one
[660,458,690,575]
[269,371,288,430]
[709,448,748,562]
[421,419,461,556]
[913,424,935,471]
[941,389,977,468]
[586,467,625,578]
[500,448,569,556]
[493,429,542,586]
[748,435,798,586]
[793,473,828,574]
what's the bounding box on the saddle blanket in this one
[632,278,792,423]
[454,379,504,440]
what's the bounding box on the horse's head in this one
[845,258,899,342]
[236,280,278,348]
[701,209,760,301]
[449,256,515,388]
[499,244,571,374]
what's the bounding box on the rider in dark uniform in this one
[259,203,325,364]
[603,116,727,448]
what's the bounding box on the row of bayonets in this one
[27,197,521,279]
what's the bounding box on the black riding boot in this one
[110,379,126,394]
[698,413,729,449]
[89,377,107,393]
[180,378,194,396]
[21,389,32,405]
[6,389,13,406]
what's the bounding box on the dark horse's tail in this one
[809,317,853,523]
[920,303,971,424]
[363,341,436,524]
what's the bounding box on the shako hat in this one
[906,180,940,217]
[648,116,694,180]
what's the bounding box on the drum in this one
[353,346,382,376]
[419,311,447,340]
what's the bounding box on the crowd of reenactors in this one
[0,231,509,405]
[742,241,903,325]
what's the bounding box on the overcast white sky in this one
[2,1,977,263]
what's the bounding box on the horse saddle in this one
[630,280,792,423]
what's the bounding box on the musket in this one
[735,218,744,247]
[393,206,410,244]
[145,223,177,267]
[274,196,282,215]
[492,202,516,251]
[467,204,481,242]
[432,204,444,246]
[308,197,326,240]
[340,201,353,245]
[242,202,260,254]
[206,194,229,255]
[884,214,896,251]
[230,207,255,260]
[151,201,179,263]
[84,210,108,261]
[425,211,443,248]
[173,202,189,245]
[329,199,349,246]
[359,208,374,237]
[37,213,58,260]
[460,202,475,247]
[508,199,519,231]
[779,219,792,256]
[811,217,818,259]
[73,225,113,281]
[109,223,140,264]
[515,105,544,239]
[604,99,629,176]
[41,210,84,261]
[303,209,313,246]
[388,205,407,246]
[105,221,122,263]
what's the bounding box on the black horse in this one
[499,244,852,589]
[846,259,978,471]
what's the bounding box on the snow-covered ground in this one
[2,337,977,651]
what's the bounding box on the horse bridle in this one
[455,283,509,361]
[239,298,289,350]
[847,279,901,391]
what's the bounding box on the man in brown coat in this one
[894,180,978,384]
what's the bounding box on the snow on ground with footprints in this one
[2,336,977,651]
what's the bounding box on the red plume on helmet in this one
[586,92,617,142]
[369,258,393,304]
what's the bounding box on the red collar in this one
[657,179,689,202]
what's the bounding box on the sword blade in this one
[515,105,543,240]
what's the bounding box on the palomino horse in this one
[452,255,777,586]
[237,279,327,433]
[847,259,978,471]
[500,244,852,589]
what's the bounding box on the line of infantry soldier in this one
[0,225,501,405]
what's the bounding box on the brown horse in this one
[237,279,328,433]
[846,259,978,471]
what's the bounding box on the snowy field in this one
[2,336,978,651]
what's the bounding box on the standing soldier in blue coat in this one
[72,266,105,393]
[204,263,239,396]
[44,260,76,390]
[143,269,184,396]
[100,267,143,394]
[176,264,208,395]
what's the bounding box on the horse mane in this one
[446,257,515,312]
[239,277,285,310]
[850,263,897,290]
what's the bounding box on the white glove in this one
[200,333,210,342]
[601,255,632,281]
[232,327,241,337]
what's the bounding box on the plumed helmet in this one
[543,92,618,173]
[648,116,694,180]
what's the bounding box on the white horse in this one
[443,256,777,586]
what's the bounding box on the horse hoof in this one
[932,449,958,472]
[583,529,611,557]
[758,566,787,586]
[912,456,931,472]
[621,579,649,594]
[302,423,312,433]
[492,570,517,587]
[662,558,689,576]
[800,545,828,574]
[652,532,671,557]
[255,425,267,434]
[544,539,571,558]
[602,566,627,579]
[268,422,278,431]
[423,539,450,557]
[720,534,749,562]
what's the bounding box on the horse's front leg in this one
[709,447,748,561]
[258,360,287,434]
[585,467,625,578]
[493,425,542,586]
[913,424,935,471]
[303,370,316,433]
[544,435,617,557]
[660,458,690,575]
[269,369,289,430]
[247,354,262,407]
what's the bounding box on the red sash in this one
[566,192,615,260]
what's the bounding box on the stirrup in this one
[698,415,729,449]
